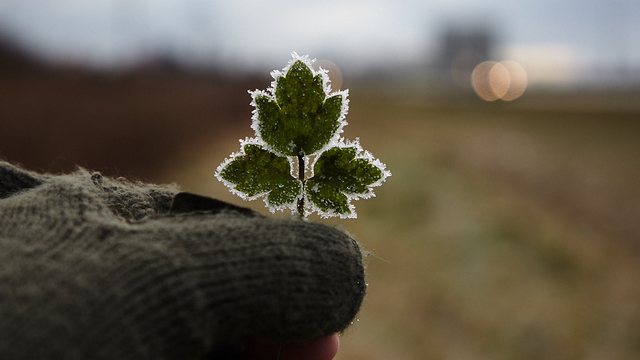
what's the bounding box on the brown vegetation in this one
[0,53,265,181]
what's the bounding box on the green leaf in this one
[306,145,384,217]
[218,143,301,208]
[217,53,390,218]
[254,60,345,156]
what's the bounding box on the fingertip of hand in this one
[248,333,340,360]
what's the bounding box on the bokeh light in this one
[314,59,343,91]
[472,60,528,101]
[488,61,510,99]
[471,61,500,101]
[500,60,528,100]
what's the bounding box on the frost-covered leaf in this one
[217,142,301,209]
[306,141,390,218]
[251,54,348,157]
[217,53,390,219]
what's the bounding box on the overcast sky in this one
[0,0,638,80]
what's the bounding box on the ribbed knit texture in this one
[0,161,366,360]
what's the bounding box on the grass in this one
[159,88,640,360]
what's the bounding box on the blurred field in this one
[161,88,640,360]
[2,58,640,359]
[333,92,640,360]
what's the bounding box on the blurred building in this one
[436,26,495,90]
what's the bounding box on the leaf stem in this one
[297,153,306,218]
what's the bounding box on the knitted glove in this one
[0,161,366,360]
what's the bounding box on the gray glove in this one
[0,161,366,359]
